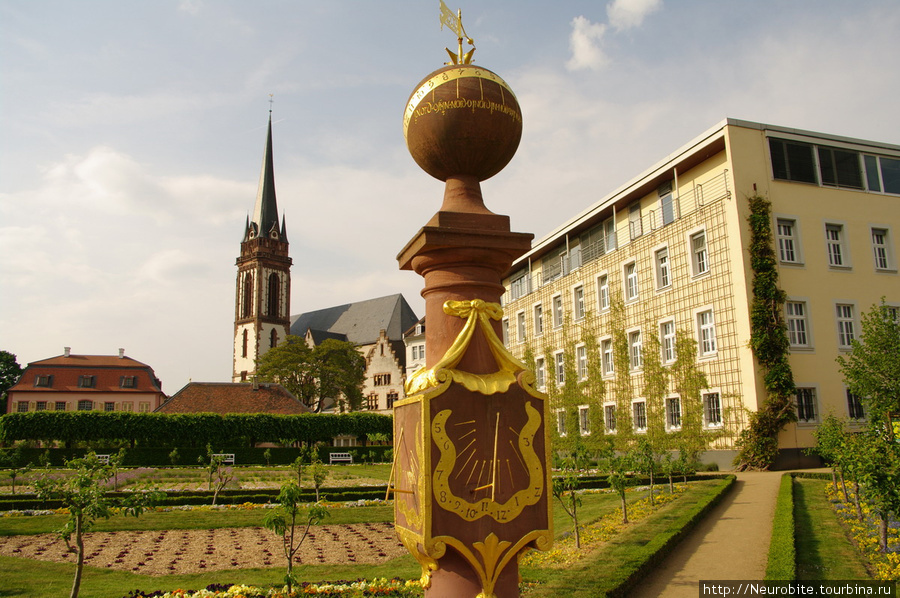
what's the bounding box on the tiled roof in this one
[8,354,163,394]
[156,382,309,415]
[290,294,418,345]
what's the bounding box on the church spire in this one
[250,111,281,239]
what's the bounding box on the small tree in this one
[34,453,160,598]
[199,445,233,505]
[0,448,31,495]
[263,482,329,592]
[634,438,656,505]
[108,449,127,492]
[810,414,847,497]
[552,443,590,548]
[607,454,633,524]
[168,447,180,466]
[264,448,273,467]
[309,458,328,502]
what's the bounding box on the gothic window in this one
[267,272,280,317]
[242,273,253,318]
[270,328,278,348]
[242,329,249,358]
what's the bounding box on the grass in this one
[793,477,870,580]
[765,473,796,580]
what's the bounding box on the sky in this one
[2,0,899,394]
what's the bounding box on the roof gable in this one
[290,294,418,345]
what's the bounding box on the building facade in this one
[233,112,292,382]
[500,119,900,466]
[6,348,166,414]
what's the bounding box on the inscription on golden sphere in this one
[404,64,523,182]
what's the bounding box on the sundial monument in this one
[391,4,552,597]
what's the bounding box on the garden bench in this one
[212,453,235,465]
[96,454,110,464]
[329,452,353,465]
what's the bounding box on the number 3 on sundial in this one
[431,400,544,522]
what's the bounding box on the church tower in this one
[233,112,292,382]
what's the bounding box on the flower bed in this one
[824,482,900,579]
[123,578,422,597]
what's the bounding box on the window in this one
[77,400,93,411]
[55,401,66,411]
[502,318,509,345]
[769,138,817,184]
[535,357,546,389]
[660,320,676,364]
[871,228,893,270]
[16,402,28,413]
[387,391,399,409]
[818,146,864,189]
[796,387,818,423]
[104,402,115,412]
[120,376,136,388]
[373,373,391,386]
[242,329,248,358]
[578,405,591,436]
[628,202,643,240]
[659,182,675,226]
[122,402,133,412]
[516,311,526,343]
[267,272,281,317]
[78,375,95,388]
[270,328,278,349]
[666,397,682,430]
[776,218,800,263]
[825,224,847,267]
[554,351,565,385]
[573,285,585,321]
[366,394,378,410]
[836,304,855,348]
[576,345,588,381]
[542,246,566,285]
[580,222,608,263]
[846,390,865,420]
[864,155,900,194]
[241,272,253,318]
[35,401,46,411]
[34,375,52,387]
[533,304,543,336]
[601,339,614,376]
[552,295,563,328]
[137,402,149,413]
[604,405,617,433]
[632,401,647,432]
[556,409,567,436]
[690,230,709,276]
[509,271,531,300]
[597,274,610,311]
[697,309,717,356]
[703,392,723,427]
[628,330,643,370]
[655,247,670,289]
[786,301,810,348]
[604,216,617,252]
[624,262,639,302]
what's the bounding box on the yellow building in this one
[500,118,900,468]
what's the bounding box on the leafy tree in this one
[34,453,160,598]
[256,336,366,412]
[838,300,900,437]
[810,413,847,497]
[309,458,328,502]
[634,437,656,505]
[198,445,233,505]
[552,442,591,548]
[0,448,31,495]
[848,427,900,551]
[607,454,633,524]
[263,482,329,593]
[0,350,23,414]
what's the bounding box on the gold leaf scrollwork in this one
[405,299,533,397]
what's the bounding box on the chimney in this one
[118,348,125,359]
[64,347,71,357]
[252,376,259,391]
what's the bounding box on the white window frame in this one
[654,245,671,290]
[632,399,647,433]
[604,216,617,252]
[556,408,567,437]
[501,317,509,346]
[871,226,896,271]
[795,386,819,424]
[603,403,617,434]
[575,344,588,381]
[695,307,718,358]
[688,227,709,277]
[835,302,857,349]
[554,350,565,386]
[535,357,546,390]
[572,283,585,321]
[628,201,643,240]
[516,310,526,344]
[785,299,812,349]
[533,303,544,337]
[659,318,676,364]
[665,395,682,431]
[775,216,803,265]
[824,222,850,269]
[552,294,563,328]
[578,404,591,436]
[702,390,723,429]
[628,328,643,371]
[623,260,639,303]
[600,337,614,377]
[597,272,610,312]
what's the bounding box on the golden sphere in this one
[404,64,523,182]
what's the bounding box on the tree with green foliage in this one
[0,350,23,414]
[838,300,900,437]
[607,454,633,524]
[0,448,31,495]
[198,445,233,505]
[847,427,900,552]
[670,333,714,468]
[256,336,366,412]
[811,414,848,497]
[263,482,329,593]
[34,452,160,598]
[552,441,591,548]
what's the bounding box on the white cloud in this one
[565,16,609,72]
[607,0,662,31]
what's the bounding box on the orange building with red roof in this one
[5,348,165,414]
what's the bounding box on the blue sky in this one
[2,0,899,393]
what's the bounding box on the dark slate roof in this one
[155,382,308,415]
[290,294,419,345]
[244,112,286,241]
[8,354,164,394]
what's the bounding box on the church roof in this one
[245,112,285,241]
[156,382,308,415]
[290,294,419,346]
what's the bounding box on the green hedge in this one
[0,411,392,447]
[765,473,796,580]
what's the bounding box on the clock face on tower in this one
[431,397,545,523]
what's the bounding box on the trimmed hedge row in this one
[765,473,796,581]
[0,411,393,447]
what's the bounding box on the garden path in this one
[628,470,783,597]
